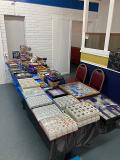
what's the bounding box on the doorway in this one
[52,16,71,75]
[70,21,82,76]
[4,16,25,59]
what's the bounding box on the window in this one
[81,0,115,57]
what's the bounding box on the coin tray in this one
[10,68,21,73]
[54,95,80,109]
[32,104,62,121]
[60,82,97,98]
[22,87,46,98]
[65,101,100,128]
[26,94,53,109]
[18,78,39,89]
[15,73,32,79]
[86,94,120,120]
[40,113,78,141]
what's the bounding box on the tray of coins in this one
[32,104,62,121]
[9,68,22,73]
[22,87,46,98]
[65,101,100,128]
[12,70,27,75]
[15,73,32,79]
[26,94,53,109]
[59,82,100,99]
[54,95,80,109]
[39,113,78,141]
[85,94,120,121]
[18,78,39,89]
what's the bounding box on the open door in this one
[5,16,25,59]
[52,16,71,74]
[70,21,82,74]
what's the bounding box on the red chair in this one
[89,68,105,91]
[67,64,87,83]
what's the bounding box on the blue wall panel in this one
[81,62,120,104]
[16,0,99,12]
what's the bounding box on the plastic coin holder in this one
[103,109,116,118]
[39,113,78,141]
[87,99,117,119]
[99,112,109,120]
[65,102,100,128]
[85,94,120,120]
[26,94,53,109]
[18,78,39,89]
[22,87,46,98]
[32,104,62,121]
[54,95,80,109]
[109,107,120,116]
[92,95,117,106]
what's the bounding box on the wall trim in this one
[81,48,110,58]
[81,60,120,74]
[81,52,109,66]
[81,60,107,68]
[16,0,99,12]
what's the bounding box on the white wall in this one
[0,1,98,84]
[111,0,120,33]
[0,28,6,84]
[52,16,71,74]
[88,0,109,33]
[88,0,120,33]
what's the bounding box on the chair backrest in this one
[75,64,87,83]
[89,68,105,91]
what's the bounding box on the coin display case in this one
[65,101,100,128]
[46,88,67,98]
[18,78,39,89]
[40,113,78,141]
[60,82,99,99]
[26,94,53,109]
[32,104,62,121]
[54,95,80,109]
[22,87,46,98]
[86,94,120,121]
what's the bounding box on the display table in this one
[23,100,99,160]
[7,62,120,160]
